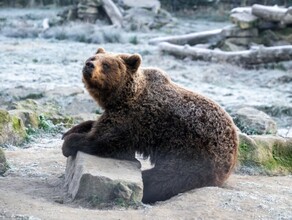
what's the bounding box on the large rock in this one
[11,99,74,128]
[8,109,39,129]
[223,25,259,38]
[230,11,258,29]
[233,107,277,135]
[65,152,143,206]
[220,38,247,51]
[118,0,160,12]
[0,148,8,175]
[123,7,173,31]
[77,0,103,22]
[237,133,292,175]
[0,109,27,146]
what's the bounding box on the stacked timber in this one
[153,4,292,66]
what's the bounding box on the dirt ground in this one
[1,136,292,219]
[0,8,292,220]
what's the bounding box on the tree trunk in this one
[159,42,292,66]
[252,4,292,25]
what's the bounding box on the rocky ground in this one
[0,7,292,220]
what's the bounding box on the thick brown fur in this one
[62,48,239,204]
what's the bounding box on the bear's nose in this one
[85,61,94,69]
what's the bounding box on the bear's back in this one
[133,68,237,162]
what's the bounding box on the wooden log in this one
[252,4,292,25]
[149,29,224,46]
[159,42,292,66]
[101,0,123,27]
[282,7,292,24]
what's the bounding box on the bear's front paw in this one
[62,143,78,157]
[62,134,81,157]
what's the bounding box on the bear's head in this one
[82,48,142,108]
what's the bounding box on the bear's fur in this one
[62,48,238,204]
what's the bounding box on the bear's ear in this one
[123,54,142,72]
[96,48,106,54]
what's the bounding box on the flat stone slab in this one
[230,12,258,29]
[120,0,160,10]
[65,152,143,204]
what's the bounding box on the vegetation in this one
[0,100,74,146]
[238,134,292,175]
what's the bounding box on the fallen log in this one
[102,0,123,27]
[252,4,292,25]
[149,29,224,46]
[159,42,292,66]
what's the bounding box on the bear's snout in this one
[83,61,94,78]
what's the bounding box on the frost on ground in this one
[1,136,292,219]
[0,8,292,219]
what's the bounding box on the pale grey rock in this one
[77,0,103,22]
[221,39,247,51]
[233,107,277,135]
[0,148,8,175]
[65,152,143,204]
[226,37,255,46]
[223,25,259,38]
[118,0,160,12]
[230,12,258,29]
[123,7,173,31]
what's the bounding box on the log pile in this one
[154,4,292,66]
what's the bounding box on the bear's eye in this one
[102,63,110,72]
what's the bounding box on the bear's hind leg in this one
[142,159,216,204]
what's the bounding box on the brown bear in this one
[62,48,238,204]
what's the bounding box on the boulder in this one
[8,109,39,129]
[11,99,73,128]
[0,109,27,147]
[233,107,277,135]
[226,37,258,47]
[77,0,103,22]
[123,7,173,31]
[0,148,8,175]
[118,0,160,12]
[223,25,259,38]
[220,39,247,51]
[65,152,143,207]
[238,133,292,175]
[230,12,258,29]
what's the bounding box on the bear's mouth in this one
[82,65,93,80]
